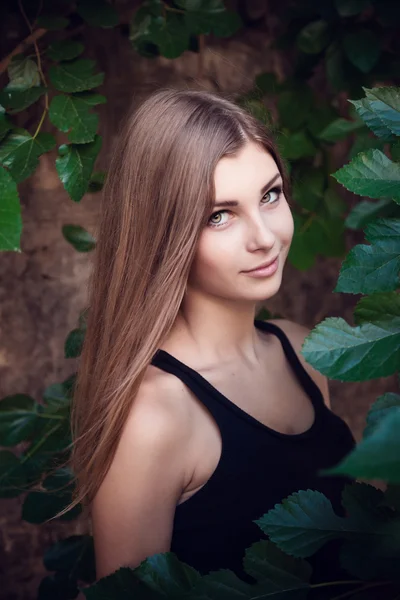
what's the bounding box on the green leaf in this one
[306,104,339,138]
[279,131,316,160]
[363,392,400,439]
[243,539,312,591]
[324,408,400,482]
[0,85,46,113]
[0,450,27,498]
[350,98,396,141]
[255,489,348,557]
[292,170,323,212]
[287,214,316,271]
[0,166,21,252]
[255,72,280,94]
[22,468,81,523]
[77,0,119,28]
[0,107,11,142]
[332,149,400,203]
[62,224,96,252]
[297,20,331,54]
[301,317,400,381]
[156,14,190,59]
[345,198,399,230]
[87,170,106,192]
[337,218,400,293]
[362,86,400,137]
[334,240,400,294]
[210,10,242,37]
[43,535,96,583]
[341,482,388,524]
[343,30,381,73]
[36,15,69,30]
[47,40,85,61]
[335,0,371,16]
[43,380,74,410]
[385,485,400,511]
[49,92,106,144]
[0,394,38,446]
[323,188,347,219]
[278,88,313,130]
[354,292,400,325]
[0,129,56,183]
[7,55,40,89]
[65,328,86,358]
[56,135,102,202]
[318,117,364,142]
[49,59,104,93]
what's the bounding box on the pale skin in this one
[90,141,332,585]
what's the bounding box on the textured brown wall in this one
[0,22,396,600]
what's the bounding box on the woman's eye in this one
[208,186,282,229]
[262,186,282,204]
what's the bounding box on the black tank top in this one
[150,319,356,585]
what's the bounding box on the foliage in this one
[1,0,400,598]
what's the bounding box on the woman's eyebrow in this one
[213,172,282,209]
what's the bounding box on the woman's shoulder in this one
[265,318,331,409]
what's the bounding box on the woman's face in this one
[188,141,294,303]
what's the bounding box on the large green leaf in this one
[0,166,21,252]
[243,539,311,592]
[7,55,40,89]
[0,129,56,183]
[0,394,38,446]
[332,149,400,203]
[343,30,381,73]
[345,198,396,230]
[350,98,396,141]
[301,316,400,381]
[56,135,102,202]
[155,14,191,59]
[22,468,81,523]
[0,86,46,114]
[318,117,364,142]
[47,40,85,62]
[354,292,400,325]
[362,392,400,439]
[254,490,350,557]
[49,59,104,93]
[77,0,119,27]
[324,408,400,483]
[334,238,400,294]
[361,86,400,137]
[49,92,106,144]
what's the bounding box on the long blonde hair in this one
[60,88,291,519]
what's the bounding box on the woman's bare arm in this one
[91,379,192,581]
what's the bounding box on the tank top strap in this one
[253,319,326,410]
[150,347,230,426]
[150,318,326,433]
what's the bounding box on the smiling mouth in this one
[243,256,279,272]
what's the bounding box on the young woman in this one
[69,88,356,587]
